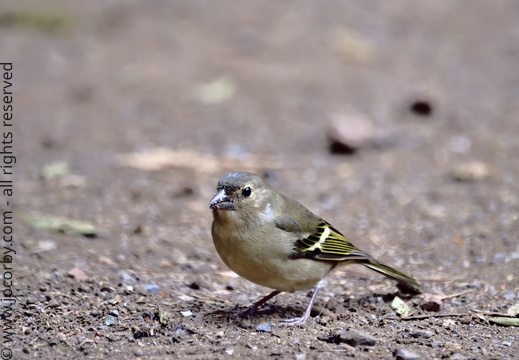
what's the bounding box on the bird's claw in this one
[278,315,309,327]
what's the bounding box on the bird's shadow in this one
[204,302,300,324]
[203,290,415,325]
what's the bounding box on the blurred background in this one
[6,0,519,358]
[10,0,519,270]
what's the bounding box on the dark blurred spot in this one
[41,137,56,149]
[130,191,142,201]
[426,191,440,202]
[225,285,234,291]
[262,170,282,186]
[40,137,60,150]
[70,85,95,103]
[132,327,152,339]
[188,282,201,290]
[421,300,441,312]
[172,186,194,198]
[410,100,433,116]
[328,141,357,155]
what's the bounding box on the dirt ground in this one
[5,1,519,359]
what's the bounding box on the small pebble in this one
[327,109,374,153]
[133,348,144,357]
[408,330,434,339]
[77,335,86,343]
[336,329,376,346]
[394,348,421,360]
[421,296,442,312]
[444,341,462,350]
[137,284,159,295]
[105,315,116,325]
[172,324,192,341]
[237,318,253,329]
[67,267,88,281]
[120,271,137,284]
[256,321,272,332]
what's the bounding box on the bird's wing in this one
[275,214,422,294]
[292,221,372,261]
[273,212,371,261]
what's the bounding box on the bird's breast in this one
[211,217,334,292]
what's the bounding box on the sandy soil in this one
[5,1,519,359]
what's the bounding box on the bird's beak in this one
[209,189,235,210]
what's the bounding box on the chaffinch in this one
[210,171,421,326]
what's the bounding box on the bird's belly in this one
[213,230,333,292]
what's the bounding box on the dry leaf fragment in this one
[30,240,57,253]
[116,148,281,174]
[391,296,414,317]
[507,303,519,317]
[451,161,492,182]
[42,160,70,179]
[196,76,235,104]
[159,307,172,325]
[23,214,98,236]
[489,317,519,326]
[328,27,375,63]
[116,148,220,172]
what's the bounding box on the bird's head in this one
[209,171,273,212]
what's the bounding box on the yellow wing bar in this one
[295,222,370,261]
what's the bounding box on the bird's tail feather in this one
[362,261,422,294]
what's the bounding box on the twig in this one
[189,294,234,305]
[441,289,476,299]
[401,313,468,320]
[469,309,512,317]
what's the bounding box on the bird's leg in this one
[239,290,281,318]
[278,287,320,326]
[279,279,327,327]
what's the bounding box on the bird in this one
[209,171,422,326]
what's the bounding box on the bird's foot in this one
[238,305,258,318]
[239,290,282,318]
[278,314,310,327]
[278,284,323,326]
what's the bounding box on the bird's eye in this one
[242,187,252,197]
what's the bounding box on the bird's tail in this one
[362,260,422,294]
